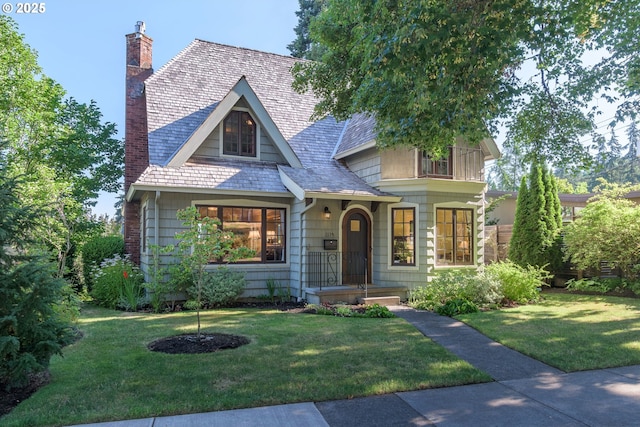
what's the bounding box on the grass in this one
[458,292,640,372]
[2,304,489,427]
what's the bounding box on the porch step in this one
[359,296,401,307]
[305,286,407,305]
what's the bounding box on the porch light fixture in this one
[324,206,331,219]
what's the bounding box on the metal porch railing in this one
[307,251,367,290]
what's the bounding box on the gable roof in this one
[144,40,320,166]
[166,76,302,168]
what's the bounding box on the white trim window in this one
[222,110,256,157]
[435,207,473,266]
[391,207,415,266]
[197,205,285,263]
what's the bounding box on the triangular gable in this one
[480,137,501,161]
[166,76,303,168]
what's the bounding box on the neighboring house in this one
[484,189,640,267]
[123,23,500,303]
[486,190,593,226]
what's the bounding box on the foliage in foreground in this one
[172,207,254,337]
[185,267,247,309]
[292,0,639,171]
[409,262,549,315]
[408,268,502,313]
[484,261,550,304]
[0,155,74,390]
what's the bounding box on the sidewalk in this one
[71,307,640,427]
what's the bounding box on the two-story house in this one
[123,23,500,304]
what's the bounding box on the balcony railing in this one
[421,147,484,182]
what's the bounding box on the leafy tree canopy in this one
[292,0,639,164]
[0,16,123,277]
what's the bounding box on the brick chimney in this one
[124,21,152,265]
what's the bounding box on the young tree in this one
[292,0,639,168]
[173,207,253,339]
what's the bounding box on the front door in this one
[342,209,371,286]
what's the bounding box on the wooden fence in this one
[484,224,512,264]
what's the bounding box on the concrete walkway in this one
[70,307,640,427]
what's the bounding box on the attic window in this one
[223,110,256,157]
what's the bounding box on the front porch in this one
[304,284,408,305]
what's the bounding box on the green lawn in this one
[458,292,640,372]
[2,305,489,427]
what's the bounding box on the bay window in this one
[436,208,473,265]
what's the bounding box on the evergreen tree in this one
[0,142,73,389]
[543,165,564,271]
[508,163,563,271]
[508,175,529,264]
[287,0,326,61]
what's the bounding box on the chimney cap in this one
[135,21,146,35]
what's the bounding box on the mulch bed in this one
[148,333,250,354]
[0,371,50,417]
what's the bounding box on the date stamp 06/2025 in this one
[2,2,46,14]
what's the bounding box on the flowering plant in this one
[90,254,144,310]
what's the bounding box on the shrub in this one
[90,255,144,310]
[190,267,246,308]
[0,258,75,389]
[81,235,125,291]
[485,261,550,304]
[364,304,396,318]
[566,277,639,295]
[409,269,502,310]
[436,298,479,317]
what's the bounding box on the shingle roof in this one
[335,113,377,156]
[134,158,289,195]
[136,39,391,200]
[279,163,396,200]
[145,40,325,166]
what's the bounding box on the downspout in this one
[154,191,161,248]
[297,197,317,301]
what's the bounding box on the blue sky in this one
[5,0,300,216]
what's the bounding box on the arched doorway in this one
[341,208,371,286]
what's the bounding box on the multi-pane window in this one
[197,206,285,263]
[223,110,256,157]
[391,208,415,265]
[421,148,453,177]
[436,208,473,265]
